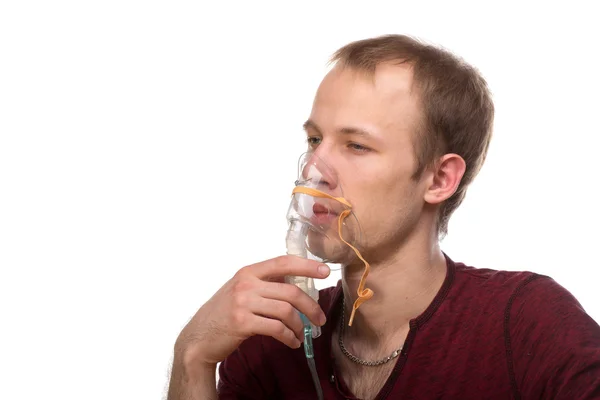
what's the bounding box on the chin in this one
[307,231,360,264]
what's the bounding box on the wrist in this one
[174,345,217,381]
[168,350,217,400]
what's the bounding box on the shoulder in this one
[506,273,594,332]
[453,261,539,289]
[451,259,592,323]
[449,258,600,396]
[450,260,543,307]
[502,274,600,397]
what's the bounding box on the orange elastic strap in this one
[291,186,373,326]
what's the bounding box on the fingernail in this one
[318,265,330,276]
[320,313,327,325]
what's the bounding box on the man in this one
[167,35,600,399]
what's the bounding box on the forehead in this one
[309,63,421,139]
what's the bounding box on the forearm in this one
[167,356,217,400]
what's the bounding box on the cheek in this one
[347,182,393,225]
[351,176,419,226]
[341,158,417,214]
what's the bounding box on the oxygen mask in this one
[285,152,373,330]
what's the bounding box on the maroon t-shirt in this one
[217,255,600,399]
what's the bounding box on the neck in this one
[340,224,448,345]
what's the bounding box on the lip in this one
[310,202,338,226]
[313,202,337,216]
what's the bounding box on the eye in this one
[348,142,370,153]
[307,136,322,147]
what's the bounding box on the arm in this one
[508,275,600,399]
[165,256,329,399]
[167,353,217,400]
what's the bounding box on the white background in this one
[1,1,599,399]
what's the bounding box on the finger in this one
[247,255,331,281]
[259,282,327,328]
[249,297,305,342]
[248,315,302,349]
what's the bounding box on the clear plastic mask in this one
[285,151,373,327]
[285,151,362,267]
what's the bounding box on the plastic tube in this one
[285,220,324,399]
[285,220,322,338]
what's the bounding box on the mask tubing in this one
[301,314,324,400]
[285,222,321,338]
[285,276,322,338]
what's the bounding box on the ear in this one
[423,154,466,205]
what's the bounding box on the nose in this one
[301,151,339,192]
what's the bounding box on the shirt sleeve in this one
[508,274,600,399]
[216,336,275,399]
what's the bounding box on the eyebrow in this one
[303,119,377,140]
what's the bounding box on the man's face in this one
[303,63,430,264]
